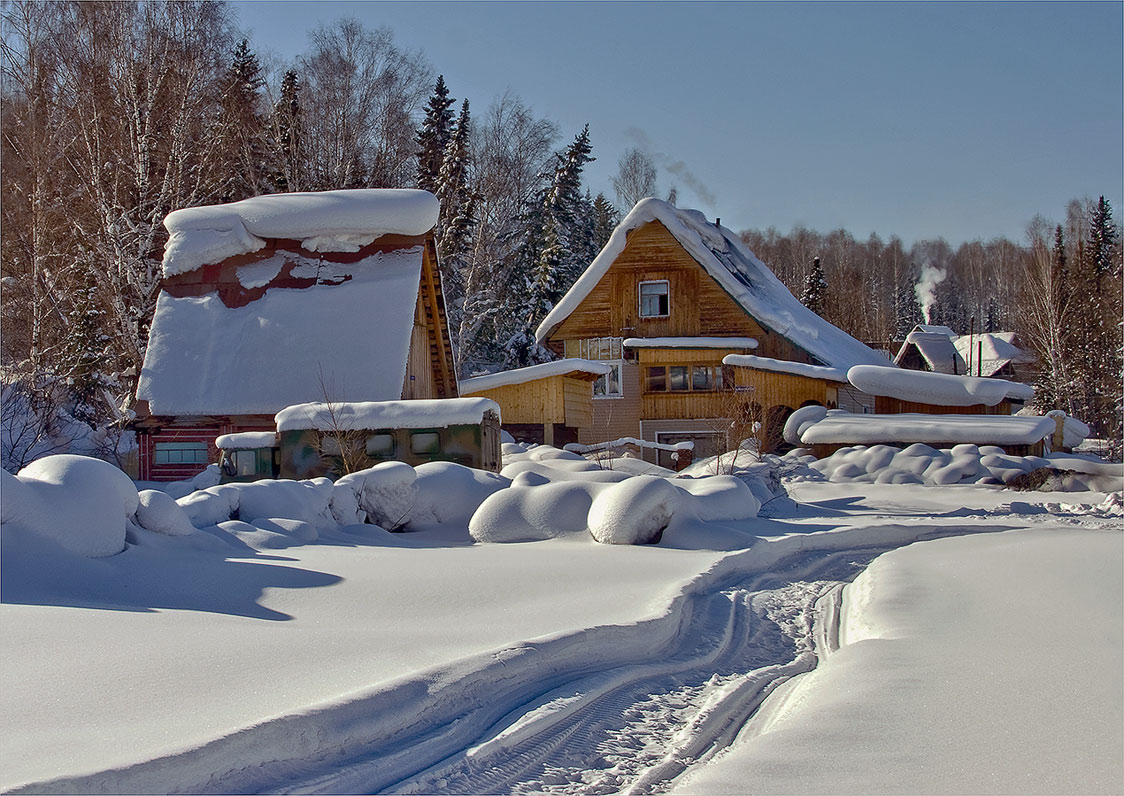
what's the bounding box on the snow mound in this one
[783,404,829,445]
[333,462,417,530]
[469,481,608,543]
[410,462,511,526]
[501,460,631,484]
[176,479,335,528]
[588,476,680,545]
[3,455,138,557]
[848,365,1034,407]
[277,397,500,432]
[162,189,439,276]
[673,476,760,522]
[135,490,195,537]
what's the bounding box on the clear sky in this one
[233,1,1123,247]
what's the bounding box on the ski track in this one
[15,513,1096,796]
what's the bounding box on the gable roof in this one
[953,332,1034,377]
[459,359,611,394]
[895,328,965,374]
[535,198,889,370]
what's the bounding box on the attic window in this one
[639,281,669,318]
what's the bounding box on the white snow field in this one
[1,446,1121,795]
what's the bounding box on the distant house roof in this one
[798,410,1056,447]
[953,332,1034,377]
[137,190,441,418]
[161,189,439,277]
[459,359,611,393]
[895,326,965,374]
[848,365,1034,407]
[535,198,890,371]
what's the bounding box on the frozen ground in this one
[1,451,1121,794]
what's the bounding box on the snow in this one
[137,247,422,416]
[333,461,417,530]
[676,527,1123,795]
[799,410,1056,447]
[535,198,890,370]
[622,336,759,349]
[782,403,830,445]
[134,489,195,537]
[161,189,439,276]
[275,397,501,431]
[587,476,681,544]
[3,448,1121,794]
[897,330,963,373]
[848,364,1035,406]
[1047,409,1092,448]
[214,431,277,450]
[723,353,848,382]
[458,359,610,393]
[565,436,694,454]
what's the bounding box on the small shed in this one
[794,410,1057,458]
[953,332,1035,380]
[458,360,610,447]
[848,365,1033,416]
[893,325,964,374]
[274,398,502,478]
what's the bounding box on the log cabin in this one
[846,365,1033,416]
[535,198,890,458]
[132,189,457,481]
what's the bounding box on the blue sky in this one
[233,1,1123,247]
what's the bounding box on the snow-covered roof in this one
[275,398,501,432]
[952,333,1034,377]
[799,410,1056,446]
[622,337,758,349]
[459,360,611,394]
[896,331,965,374]
[915,324,956,337]
[535,198,889,370]
[848,365,1034,407]
[215,431,278,450]
[162,189,439,277]
[722,354,848,382]
[137,247,423,416]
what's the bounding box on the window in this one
[410,431,441,455]
[569,337,622,360]
[366,433,395,458]
[593,362,623,397]
[646,364,724,393]
[639,280,669,317]
[232,450,257,476]
[154,441,208,465]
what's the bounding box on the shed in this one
[848,365,1033,416]
[132,189,456,481]
[458,359,610,447]
[893,325,965,374]
[953,332,1035,379]
[274,398,502,478]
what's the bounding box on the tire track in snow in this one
[13,523,1012,796]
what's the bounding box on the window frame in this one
[154,441,209,465]
[645,363,725,393]
[593,360,624,399]
[409,430,442,455]
[638,280,670,318]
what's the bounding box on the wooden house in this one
[953,332,1035,380]
[893,325,964,374]
[534,199,889,458]
[133,189,456,481]
[458,360,610,447]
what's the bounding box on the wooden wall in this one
[583,363,642,445]
[549,220,814,363]
[462,374,597,439]
[873,397,1011,415]
[730,367,835,413]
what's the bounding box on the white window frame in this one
[593,360,624,399]
[154,441,209,465]
[638,280,670,318]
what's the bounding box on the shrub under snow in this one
[135,489,195,536]
[410,461,511,527]
[3,455,138,557]
[588,476,681,545]
[333,461,417,530]
[469,481,607,543]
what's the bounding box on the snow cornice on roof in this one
[162,189,439,277]
[535,198,889,371]
[723,354,848,382]
[276,398,501,432]
[622,337,758,349]
[459,359,611,394]
[848,365,1034,407]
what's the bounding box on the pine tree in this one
[435,99,477,341]
[591,193,618,251]
[800,256,827,316]
[416,76,455,194]
[216,39,271,200]
[271,70,304,192]
[62,277,112,428]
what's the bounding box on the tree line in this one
[2,0,1120,467]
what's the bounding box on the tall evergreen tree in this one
[800,256,827,316]
[416,75,455,194]
[216,39,271,200]
[271,69,304,192]
[591,193,618,252]
[435,98,477,341]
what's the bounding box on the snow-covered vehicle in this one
[215,432,280,483]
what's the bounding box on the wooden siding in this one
[462,373,596,431]
[873,397,1011,415]
[730,367,835,412]
[549,220,813,363]
[419,236,457,398]
[582,362,642,444]
[136,414,274,481]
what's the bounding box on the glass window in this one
[154,441,208,465]
[639,281,669,317]
[593,362,623,397]
[366,433,395,457]
[647,366,667,392]
[233,449,257,476]
[691,365,714,391]
[410,431,441,455]
[669,366,689,391]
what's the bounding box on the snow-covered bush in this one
[501,459,631,484]
[469,481,608,543]
[410,461,511,526]
[673,475,760,522]
[2,454,138,557]
[588,476,680,545]
[333,461,417,530]
[177,479,336,528]
[135,489,195,536]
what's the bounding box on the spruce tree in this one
[271,70,304,192]
[591,193,618,251]
[800,256,827,316]
[416,76,455,194]
[435,99,477,334]
[217,39,270,200]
